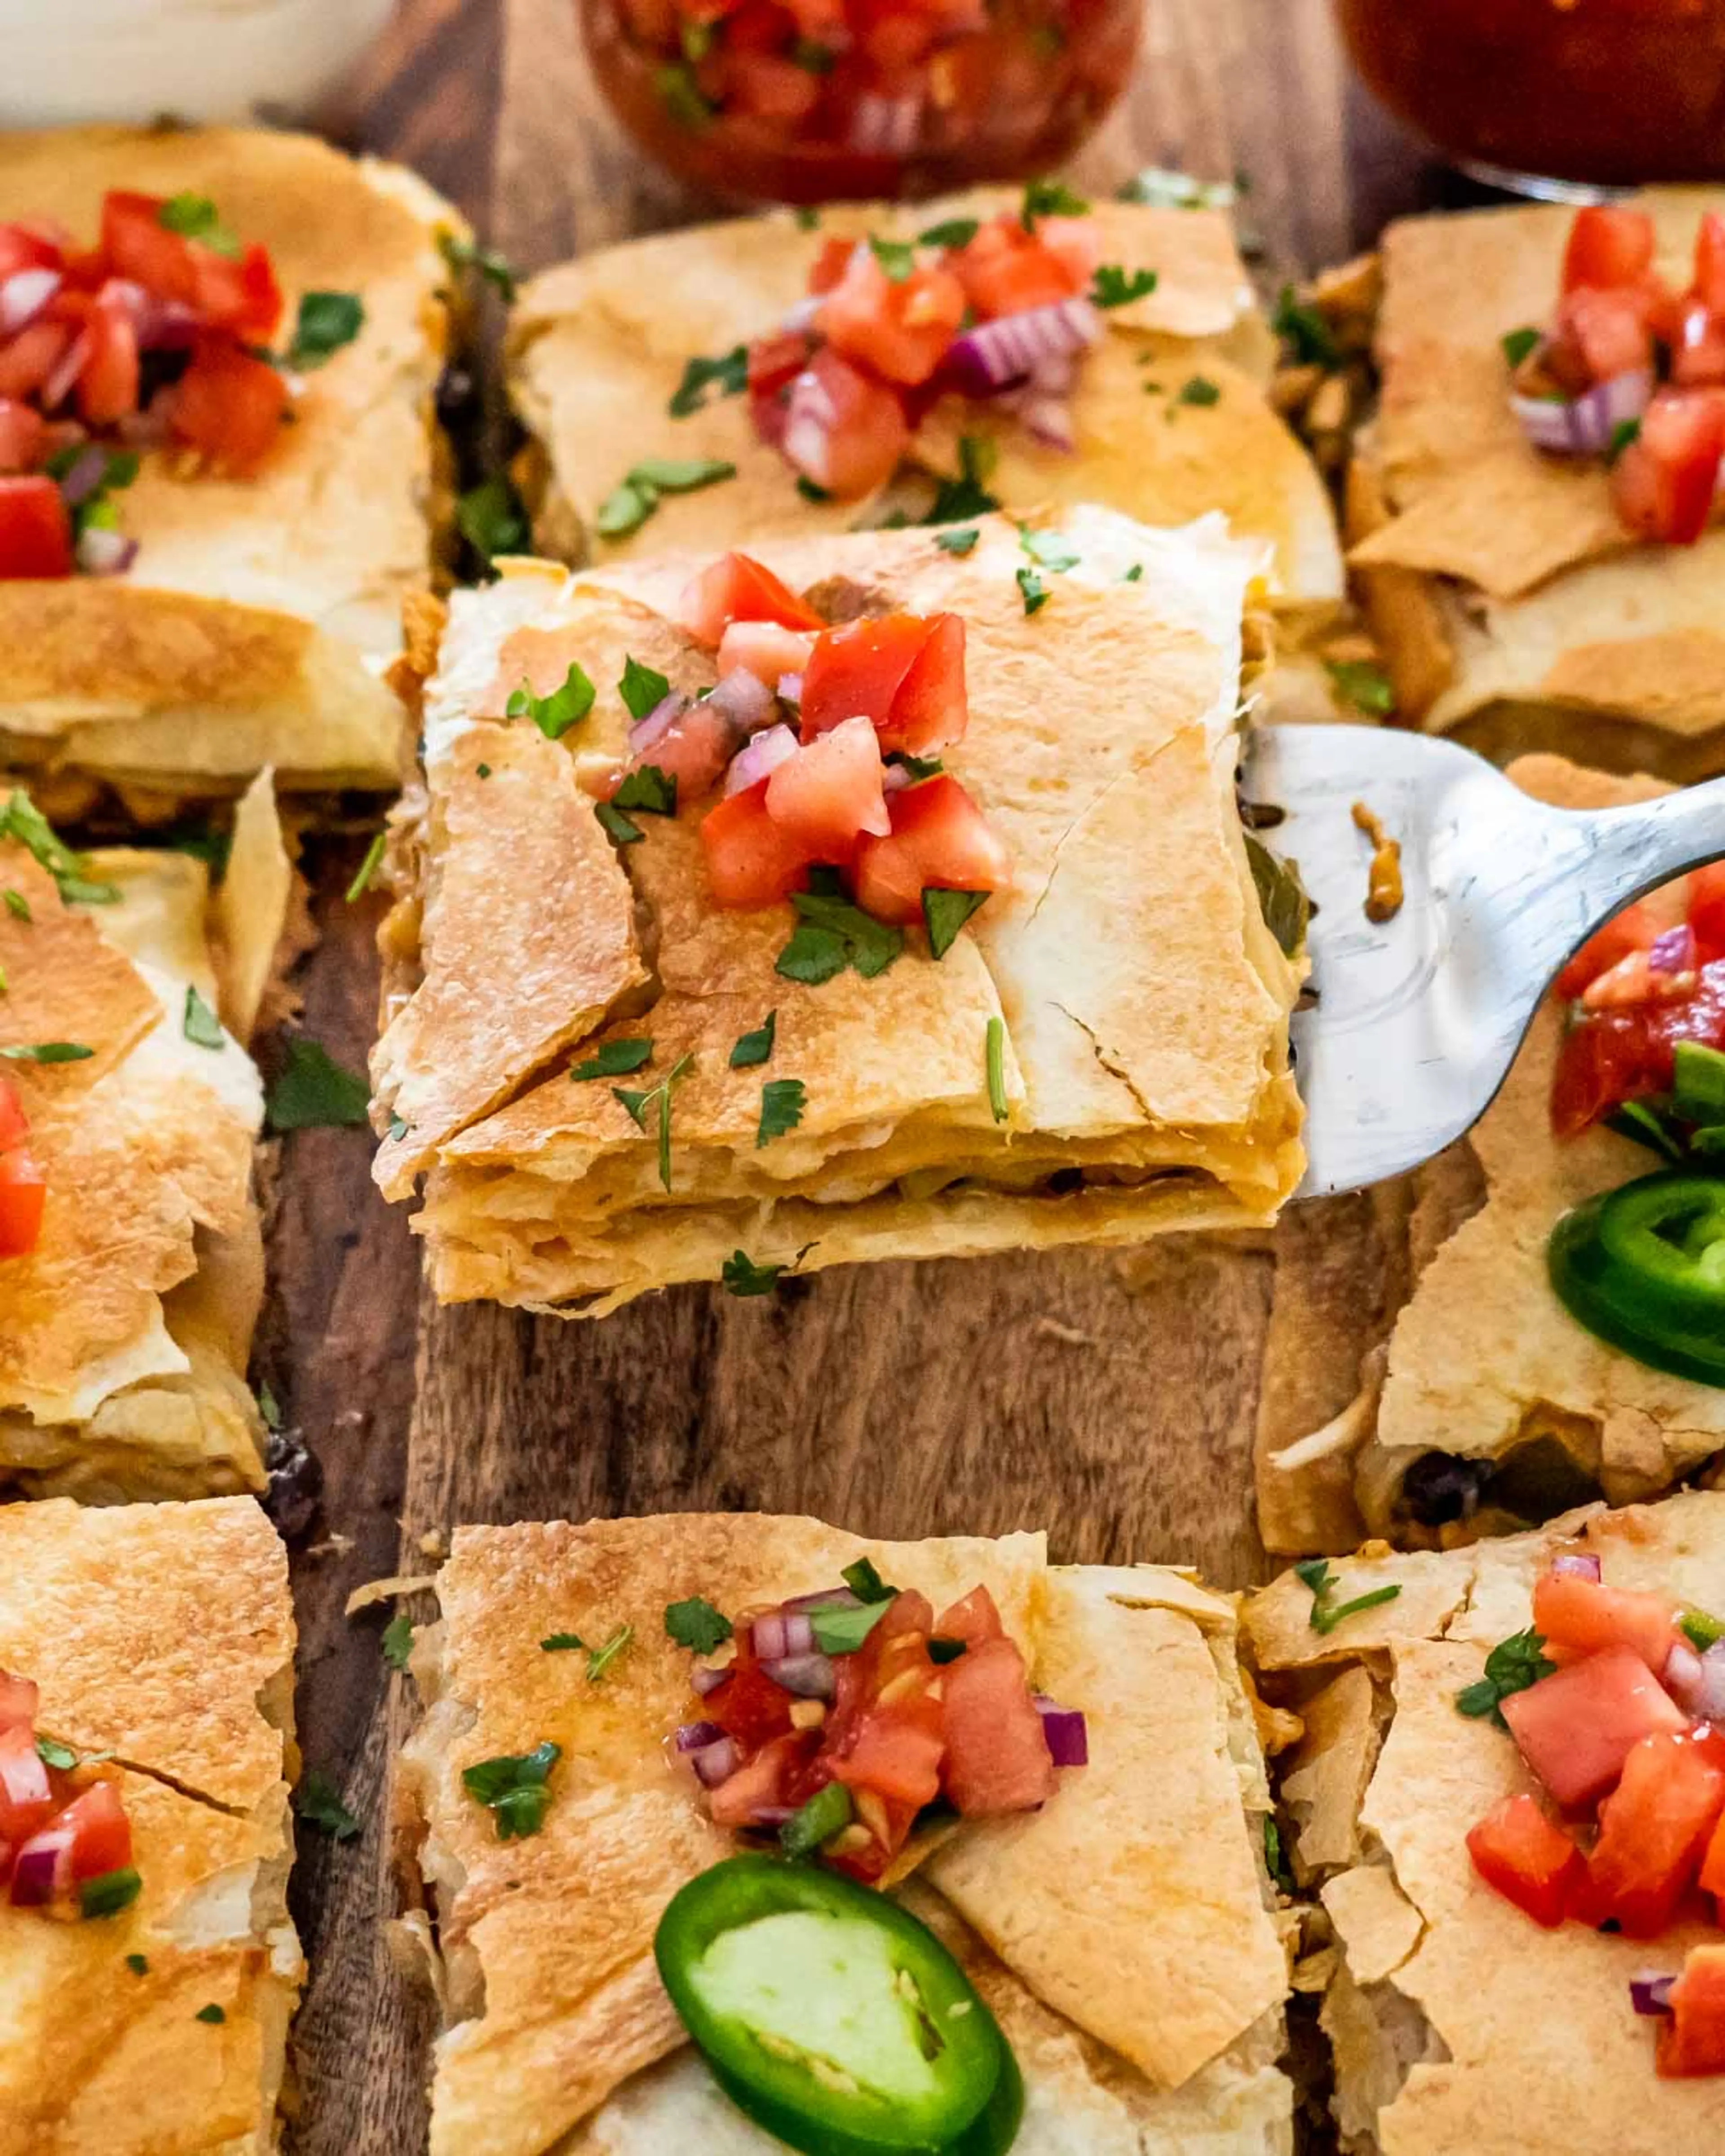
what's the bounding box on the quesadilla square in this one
[0,786,285,1501]
[1244,1490,1725,2155]
[0,1494,300,2153]
[506,184,1343,607]
[0,124,464,809]
[1348,190,1725,775]
[398,1511,1294,2156]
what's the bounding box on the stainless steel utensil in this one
[1245,726,1725,1198]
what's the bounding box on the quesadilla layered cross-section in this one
[0,784,286,1500]
[371,508,1305,1314]
[0,1494,301,2152]
[1347,190,1725,778]
[0,124,466,812]
[398,1511,1294,2156]
[1244,1490,1725,2155]
[506,182,1343,609]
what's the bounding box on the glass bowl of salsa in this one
[579,0,1141,204]
[1336,0,1725,193]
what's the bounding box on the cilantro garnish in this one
[924,435,1000,525]
[265,1038,370,1132]
[195,2005,226,2025]
[285,292,364,370]
[1019,526,1079,573]
[573,1038,652,1081]
[811,1599,894,1655]
[2,891,27,922]
[795,207,822,230]
[1326,659,1396,716]
[381,1614,414,1671]
[257,1381,282,1430]
[922,887,987,959]
[777,885,904,984]
[780,1781,853,1858]
[346,830,386,901]
[618,658,673,721]
[919,217,979,252]
[1682,1608,1725,1651]
[655,61,715,129]
[669,344,748,418]
[868,234,916,283]
[1272,285,1339,367]
[722,1250,785,1296]
[796,476,831,503]
[1091,265,1158,309]
[125,1953,148,1975]
[1123,564,1143,582]
[540,1632,584,1652]
[35,1736,78,1770]
[985,1015,1008,1122]
[1296,1558,1403,1636]
[613,1052,693,1191]
[1117,167,1238,210]
[0,791,119,906]
[44,443,138,548]
[757,1077,806,1146]
[457,474,531,564]
[1501,326,1541,370]
[159,192,239,256]
[1021,178,1090,230]
[730,1012,776,1068]
[508,662,597,740]
[462,1741,561,1841]
[1455,1628,1556,1730]
[665,1597,734,1652]
[612,766,677,817]
[438,231,519,301]
[1607,417,1641,466]
[934,527,978,557]
[182,985,224,1051]
[586,1624,634,1683]
[1175,375,1221,407]
[1264,1816,1293,1891]
[1016,566,1049,615]
[1245,835,1310,959]
[387,1115,410,1142]
[296,1769,360,1842]
[889,751,943,781]
[596,800,645,846]
[841,1557,897,1602]
[597,458,736,540]
[0,1042,93,1063]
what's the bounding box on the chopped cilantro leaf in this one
[612,764,677,817]
[457,474,530,564]
[934,526,979,556]
[780,1781,853,1857]
[612,1053,692,1191]
[596,800,645,844]
[265,1038,370,1132]
[841,1557,896,1602]
[381,1614,414,1671]
[159,192,239,256]
[1123,563,1143,582]
[195,2004,227,2025]
[811,1599,894,1655]
[35,1736,78,1770]
[346,830,387,901]
[668,344,748,418]
[1455,1627,1556,1730]
[1016,566,1049,615]
[731,1012,777,1068]
[665,1597,734,1652]
[922,886,987,958]
[257,1381,282,1431]
[1175,375,1221,407]
[438,231,518,300]
[796,476,831,502]
[387,1115,410,1142]
[1326,659,1396,716]
[1264,1817,1293,1890]
[573,1037,653,1081]
[286,291,364,370]
[507,662,597,740]
[869,234,916,283]
[655,61,715,129]
[924,435,1000,524]
[757,1077,806,1146]
[985,1015,1008,1122]
[1091,264,1158,309]
[463,1741,560,1840]
[889,751,943,781]
[919,217,979,251]
[586,1624,634,1683]
[1296,1558,1403,1636]
[619,657,674,721]
[126,1953,148,1975]
[1681,1609,1725,1652]
[0,1042,93,1063]
[1021,178,1090,230]
[1501,326,1542,369]
[723,1250,786,1296]
[596,479,654,538]
[182,984,225,1051]
[1019,526,1079,572]
[0,791,119,906]
[296,1768,360,1842]
[1272,285,1339,367]
[2,890,27,922]
[779,888,904,983]
[1607,417,1641,465]
[795,207,821,230]
[597,459,735,541]
[1245,835,1309,958]
[775,923,849,985]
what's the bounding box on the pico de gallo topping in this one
[1460,1553,1725,2076]
[665,1565,1085,1883]
[0,192,362,579]
[1544,872,1725,1387]
[588,548,1010,938]
[0,1668,139,1921]
[0,1075,44,1261]
[1506,205,1725,545]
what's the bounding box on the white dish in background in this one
[0,0,394,128]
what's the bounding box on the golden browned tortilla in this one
[370,510,1305,1313]
[399,1512,1292,2156]
[0,1495,300,2154]
[0,125,464,803]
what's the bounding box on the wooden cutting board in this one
[274,2,1467,2146]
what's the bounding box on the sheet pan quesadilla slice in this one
[371,510,1305,1314]
[1243,1490,1725,2155]
[0,785,287,1501]
[0,124,463,810]
[398,1512,1294,2156]
[1254,755,1725,1558]
[1345,190,1725,773]
[505,183,1341,606]
[0,1494,300,2153]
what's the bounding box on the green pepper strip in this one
[1548,1171,1725,1388]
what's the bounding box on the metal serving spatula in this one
[1245,726,1725,1199]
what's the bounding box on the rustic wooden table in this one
[276,3,1470,2146]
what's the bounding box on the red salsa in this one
[0,1075,44,1261]
[0,1669,138,1920]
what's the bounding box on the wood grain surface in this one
[277,3,1464,2147]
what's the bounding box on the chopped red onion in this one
[781,1588,859,1615]
[75,526,138,577]
[748,1804,796,1827]
[883,761,914,794]
[40,328,92,412]
[115,405,172,449]
[1033,1696,1090,1767]
[9,1827,73,1907]
[724,723,798,797]
[0,267,61,339]
[1694,1644,1725,1725]
[708,667,775,735]
[750,1611,816,1661]
[690,1665,730,1697]
[1650,923,1697,976]
[1630,1973,1676,2016]
[850,92,922,156]
[1666,1640,1705,1709]
[943,297,1102,397]
[673,1719,726,1752]
[1016,393,1076,454]
[628,691,687,758]
[761,1652,836,1701]
[1512,367,1651,458]
[780,293,824,336]
[688,1735,740,1789]
[56,446,111,508]
[1549,1552,1602,1582]
[782,367,839,487]
[777,672,803,707]
[0,1740,50,1811]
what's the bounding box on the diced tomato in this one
[1563,205,1657,294]
[1465,1793,1583,1927]
[781,348,909,500]
[1035,215,1101,293]
[1533,1570,1684,1673]
[1555,900,1660,999]
[765,715,890,857]
[169,339,289,473]
[1696,212,1725,316]
[940,1636,1057,1816]
[800,612,968,755]
[76,291,140,427]
[1672,296,1725,388]
[707,1649,798,1752]
[933,1585,1005,1649]
[1659,1945,1725,2077]
[1501,1644,1690,1810]
[0,398,45,476]
[716,619,816,687]
[1552,961,1725,1135]
[99,191,257,332]
[726,53,823,121]
[700,780,814,908]
[852,774,1010,928]
[819,247,967,388]
[1693,865,1725,958]
[0,224,62,281]
[0,1080,26,1156]
[0,319,74,403]
[1576,1729,1725,1939]
[624,697,739,806]
[748,328,817,405]
[0,1148,46,1259]
[1555,285,1655,384]
[0,1673,37,1736]
[233,243,284,343]
[1611,388,1725,547]
[0,475,71,580]
[1702,1799,1725,1904]
[679,550,824,648]
[0,1724,55,1847]
[951,215,1084,319]
[57,1778,133,1881]
[708,1732,807,1827]
[1581,942,1698,1012]
[829,1714,946,1810]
